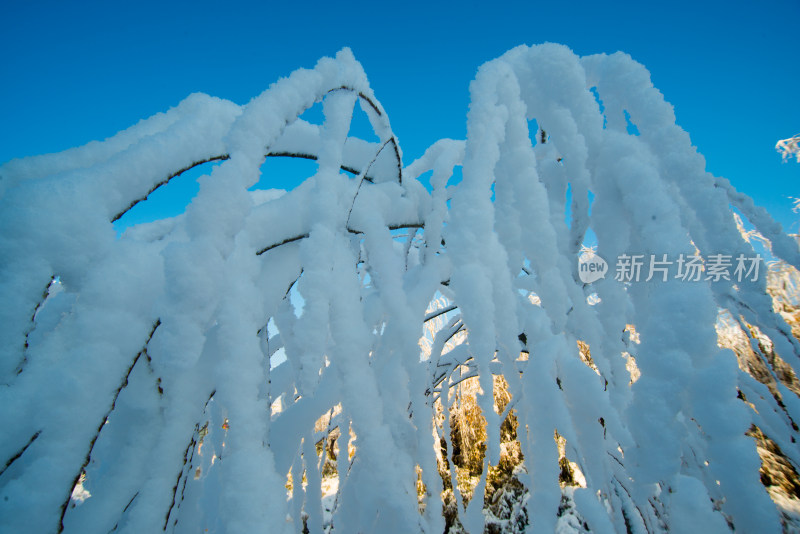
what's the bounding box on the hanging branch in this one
[163,389,216,531]
[0,430,41,480]
[58,319,161,533]
[163,428,198,531]
[106,492,139,533]
[345,138,397,228]
[15,276,56,376]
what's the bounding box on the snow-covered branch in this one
[777,134,800,163]
[1,45,798,534]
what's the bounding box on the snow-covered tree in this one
[2,44,799,533]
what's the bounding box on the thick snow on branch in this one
[777,135,800,163]
[1,45,798,533]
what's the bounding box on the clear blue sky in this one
[2,0,798,231]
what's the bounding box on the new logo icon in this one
[578,251,607,284]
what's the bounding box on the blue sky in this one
[2,0,798,232]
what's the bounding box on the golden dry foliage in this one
[435,372,528,531]
[715,255,800,529]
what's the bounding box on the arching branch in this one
[255,223,424,256]
[111,155,230,223]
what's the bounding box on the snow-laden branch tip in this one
[777,134,800,163]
